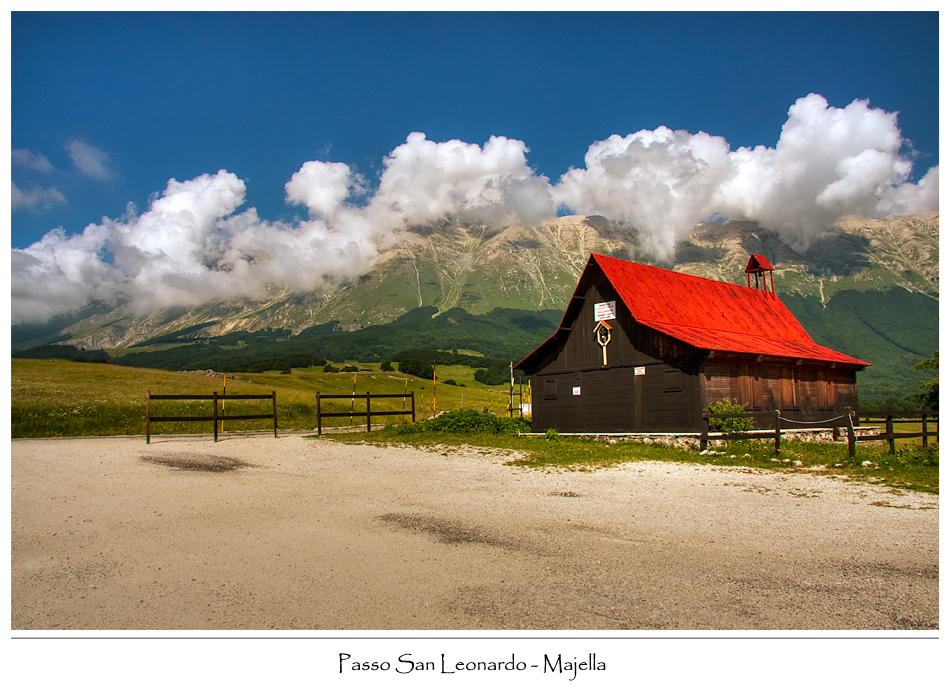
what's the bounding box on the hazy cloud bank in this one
[11,93,938,325]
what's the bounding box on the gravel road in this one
[11,433,938,630]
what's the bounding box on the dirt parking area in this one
[11,433,938,630]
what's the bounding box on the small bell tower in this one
[745,254,775,295]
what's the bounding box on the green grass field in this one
[12,359,936,494]
[856,417,939,450]
[11,359,516,438]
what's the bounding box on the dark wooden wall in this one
[532,361,701,433]
[533,279,697,375]
[530,276,702,433]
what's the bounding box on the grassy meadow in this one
[11,358,516,438]
[12,358,937,494]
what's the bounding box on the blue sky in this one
[9,11,941,325]
[11,11,939,249]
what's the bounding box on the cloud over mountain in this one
[555,94,937,256]
[11,94,938,326]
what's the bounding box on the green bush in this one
[405,409,530,435]
[706,398,753,433]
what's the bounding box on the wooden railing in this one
[701,407,938,457]
[146,391,278,443]
[700,410,783,452]
[848,410,938,457]
[316,392,415,435]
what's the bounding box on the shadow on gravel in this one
[141,453,254,472]
[378,512,518,550]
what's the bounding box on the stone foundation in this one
[527,427,881,450]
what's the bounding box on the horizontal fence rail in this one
[700,410,784,452]
[316,392,415,435]
[146,391,278,443]
[848,410,937,457]
[701,407,937,457]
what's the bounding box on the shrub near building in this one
[706,398,754,433]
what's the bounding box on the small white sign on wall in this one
[594,301,616,322]
[572,386,581,396]
[634,366,646,376]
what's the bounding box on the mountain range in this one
[12,212,939,406]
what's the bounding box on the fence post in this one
[411,392,416,423]
[213,392,219,442]
[146,392,151,444]
[847,411,856,458]
[699,415,708,451]
[316,392,322,436]
[921,410,928,448]
[834,406,847,442]
[774,410,781,453]
[886,414,895,454]
[366,391,372,433]
[272,391,278,438]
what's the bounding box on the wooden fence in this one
[700,410,784,452]
[847,410,938,457]
[316,392,415,435]
[702,408,938,457]
[146,391,278,444]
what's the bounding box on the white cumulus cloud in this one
[554,127,734,258]
[713,93,932,249]
[284,160,365,221]
[11,95,938,325]
[11,170,383,324]
[366,132,555,228]
[555,93,937,258]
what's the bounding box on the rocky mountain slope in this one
[13,212,937,353]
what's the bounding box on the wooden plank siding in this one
[701,359,858,426]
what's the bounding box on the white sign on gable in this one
[594,301,616,322]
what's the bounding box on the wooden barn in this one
[515,253,869,433]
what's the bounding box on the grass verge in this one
[325,412,939,494]
[11,359,509,438]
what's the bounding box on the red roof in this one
[518,254,869,368]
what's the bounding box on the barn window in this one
[543,379,558,400]
[664,370,682,392]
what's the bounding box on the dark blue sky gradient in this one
[11,11,939,248]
